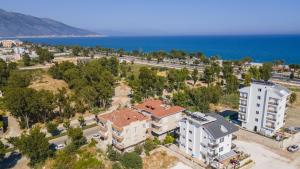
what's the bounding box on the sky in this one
[1,0,300,36]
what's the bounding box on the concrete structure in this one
[238,80,290,136]
[134,99,185,139]
[178,112,238,164]
[98,108,150,151]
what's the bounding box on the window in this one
[257,103,260,107]
[257,96,261,100]
[220,137,224,143]
[258,88,262,92]
[189,148,192,151]
[188,139,192,142]
[256,111,259,114]
[255,118,258,122]
[219,147,223,152]
[181,144,185,148]
[189,130,192,134]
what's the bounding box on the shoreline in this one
[0,34,107,39]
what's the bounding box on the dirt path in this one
[108,82,131,112]
[4,114,21,138]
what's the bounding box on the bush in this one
[134,145,143,155]
[121,152,142,169]
[144,138,157,156]
[107,145,122,161]
[163,134,175,145]
[112,162,123,169]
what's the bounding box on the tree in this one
[163,134,175,145]
[22,53,31,66]
[0,140,5,160]
[290,92,297,104]
[67,127,87,148]
[78,115,85,127]
[204,66,214,86]
[191,68,199,85]
[172,91,190,108]
[243,73,252,86]
[36,47,54,63]
[46,122,59,136]
[72,46,82,56]
[260,62,273,81]
[107,145,122,161]
[290,72,295,80]
[249,66,260,80]
[121,152,143,169]
[134,145,143,155]
[225,75,239,94]
[222,62,233,79]
[63,119,71,129]
[144,138,157,156]
[12,127,52,166]
[7,71,32,88]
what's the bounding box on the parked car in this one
[92,133,100,139]
[55,144,66,150]
[287,145,299,152]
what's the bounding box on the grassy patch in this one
[220,93,239,109]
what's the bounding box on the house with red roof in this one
[98,108,151,151]
[134,99,185,140]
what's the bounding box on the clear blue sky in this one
[1,0,300,36]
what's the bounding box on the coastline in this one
[0,34,107,39]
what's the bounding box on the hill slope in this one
[0,9,98,37]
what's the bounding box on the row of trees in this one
[243,62,273,85]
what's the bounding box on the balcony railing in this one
[99,130,108,140]
[239,102,247,106]
[267,109,277,114]
[268,102,278,106]
[240,96,248,99]
[208,142,219,149]
[152,121,163,127]
[99,125,108,132]
[112,132,124,142]
[239,110,246,114]
[265,125,275,129]
[208,151,218,158]
[113,142,125,150]
[266,117,276,122]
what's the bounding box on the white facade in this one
[239,80,290,136]
[179,112,238,164]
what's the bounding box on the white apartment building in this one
[239,80,290,136]
[178,112,238,164]
[98,108,150,151]
[134,99,185,140]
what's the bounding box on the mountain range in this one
[0,9,99,37]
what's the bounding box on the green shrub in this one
[121,152,142,169]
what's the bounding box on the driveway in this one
[235,140,299,169]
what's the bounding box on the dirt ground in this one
[143,151,178,169]
[108,81,131,112]
[285,91,300,127]
[29,74,70,93]
[235,129,300,169]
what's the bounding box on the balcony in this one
[239,102,247,106]
[266,117,276,122]
[152,127,164,134]
[240,95,248,100]
[99,125,108,132]
[208,142,219,149]
[208,151,218,158]
[99,130,108,140]
[239,110,246,114]
[268,102,278,106]
[265,125,275,129]
[152,121,163,127]
[113,142,125,150]
[112,132,124,142]
[267,109,277,114]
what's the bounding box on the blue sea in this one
[21,35,300,64]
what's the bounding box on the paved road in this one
[49,126,100,145]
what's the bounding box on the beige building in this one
[0,40,23,48]
[98,108,150,151]
[134,100,185,139]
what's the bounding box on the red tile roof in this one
[134,99,185,118]
[98,108,149,128]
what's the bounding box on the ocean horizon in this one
[20,35,300,64]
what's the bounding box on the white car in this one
[92,133,100,139]
[55,144,66,150]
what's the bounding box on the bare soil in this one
[29,74,70,94]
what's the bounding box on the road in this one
[49,126,100,145]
